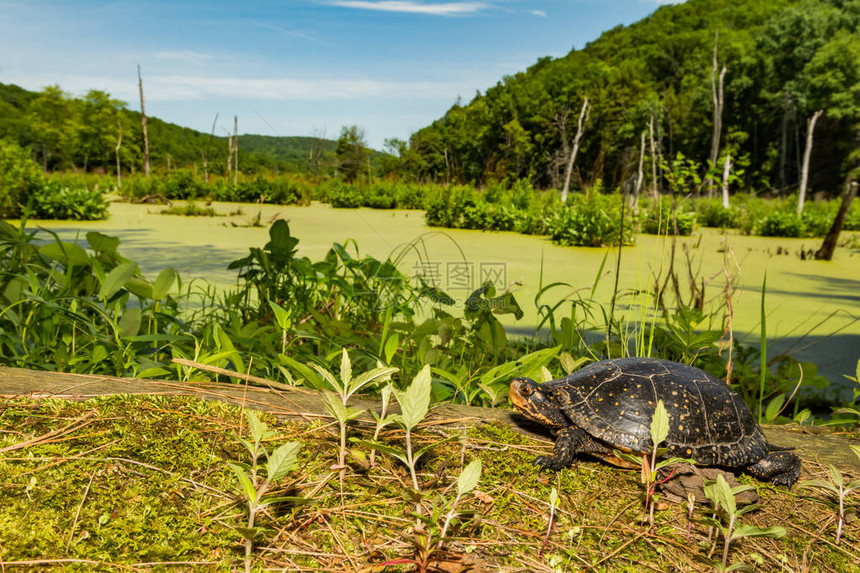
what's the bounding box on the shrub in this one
[640,197,697,236]
[0,140,44,218]
[268,177,311,205]
[845,201,860,231]
[695,198,735,228]
[329,182,364,208]
[124,173,167,200]
[29,182,109,220]
[163,169,207,200]
[548,194,636,247]
[758,211,805,237]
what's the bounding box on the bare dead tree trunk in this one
[552,107,571,188]
[798,109,823,214]
[633,130,646,212]
[233,115,239,186]
[779,93,791,193]
[649,113,659,201]
[167,154,171,174]
[115,116,123,191]
[708,30,727,198]
[201,150,208,183]
[138,65,151,177]
[227,133,233,181]
[721,154,732,209]
[561,97,590,203]
[815,180,857,260]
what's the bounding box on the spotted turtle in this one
[509,357,801,486]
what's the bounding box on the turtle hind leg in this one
[745,451,801,487]
[535,426,613,471]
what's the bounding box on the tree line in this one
[384,0,860,199]
[0,82,339,176]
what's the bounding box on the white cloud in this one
[328,1,487,16]
[532,10,547,17]
[152,51,214,65]
[8,73,472,103]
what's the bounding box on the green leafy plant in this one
[617,400,695,531]
[798,445,860,544]
[385,458,483,573]
[830,359,860,424]
[702,473,787,571]
[158,202,221,217]
[312,348,397,478]
[229,409,305,572]
[358,364,444,491]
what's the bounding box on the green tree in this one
[29,85,78,171]
[76,90,127,171]
[335,125,370,183]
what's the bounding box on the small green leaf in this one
[39,241,90,267]
[765,394,785,422]
[152,267,177,300]
[269,300,292,330]
[98,261,137,300]
[709,474,736,516]
[539,366,553,383]
[231,526,265,541]
[118,306,141,337]
[614,449,645,467]
[383,334,399,365]
[310,362,343,394]
[228,462,257,504]
[827,464,845,487]
[124,277,153,299]
[850,444,860,461]
[321,390,349,423]
[651,400,670,447]
[457,459,482,497]
[395,364,432,431]
[267,442,302,482]
[731,525,786,541]
[348,366,398,399]
[245,410,266,444]
[340,348,352,388]
[653,457,697,471]
[798,479,838,493]
[549,487,559,510]
[351,439,408,466]
[237,437,257,460]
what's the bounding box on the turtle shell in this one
[543,357,769,467]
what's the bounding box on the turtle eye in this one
[519,384,534,397]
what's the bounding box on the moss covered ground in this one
[1,394,858,572]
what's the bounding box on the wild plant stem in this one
[439,492,462,545]
[759,272,767,423]
[539,499,555,556]
[722,514,736,569]
[244,502,256,573]
[837,487,844,543]
[405,428,419,491]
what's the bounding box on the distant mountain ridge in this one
[0,81,337,174]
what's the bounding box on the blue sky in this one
[0,0,682,149]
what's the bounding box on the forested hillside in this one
[0,82,336,175]
[401,0,860,195]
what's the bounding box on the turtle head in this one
[509,377,568,428]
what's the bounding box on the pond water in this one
[21,200,860,399]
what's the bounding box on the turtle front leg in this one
[535,426,612,471]
[745,451,802,487]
